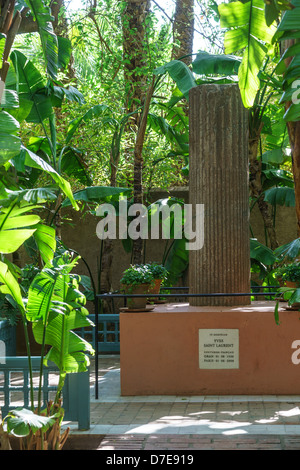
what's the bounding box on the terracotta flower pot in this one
[147,278,163,303]
[285,281,299,289]
[122,283,150,310]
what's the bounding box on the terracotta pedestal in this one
[120,302,300,396]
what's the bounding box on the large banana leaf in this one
[154,54,240,108]
[61,186,132,208]
[274,237,300,260]
[24,0,58,80]
[10,51,54,124]
[154,60,197,100]
[0,187,58,205]
[264,186,295,206]
[6,408,57,438]
[250,238,276,265]
[0,111,21,164]
[32,224,56,264]
[192,51,241,76]
[0,260,25,313]
[27,255,94,373]
[264,0,295,26]
[219,0,277,108]
[272,0,300,122]
[21,146,79,210]
[59,146,92,186]
[33,310,93,373]
[0,201,41,254]
[147,114,189,154]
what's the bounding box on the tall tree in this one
[121,0,152,264]
[122,0,151,126]
[172,0,194,66]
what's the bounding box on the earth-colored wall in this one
[16,187,298,296]
[58,188,298,294]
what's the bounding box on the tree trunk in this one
[132,77,155,264]
[122,0,152,264]
[172,0,194,66]
[0,1,21,98]
[122,0,151,126]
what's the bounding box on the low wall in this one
[120,301,300,396]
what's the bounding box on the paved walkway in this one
[62,355,300,450]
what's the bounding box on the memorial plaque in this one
[199,329,239,369]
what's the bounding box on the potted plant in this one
[280,262,300,288]
[146,263,168,300]
[275,263,300,309]
[120,264,154,310]
[0,250,94,450]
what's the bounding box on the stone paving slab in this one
[64,433,300,450]
[63,356,300,450]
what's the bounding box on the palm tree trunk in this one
[132,77,155,264]
[172,0,194,66]
[122,0,150,125]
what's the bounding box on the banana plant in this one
[2,250,94,449]
[219,0,277,108]
[26,251,94,407]
[0,0,79,206]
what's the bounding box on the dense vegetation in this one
[2,0,300,449]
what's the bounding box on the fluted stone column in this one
[189,84,250,306]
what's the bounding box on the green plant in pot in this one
[280,263,300,288]
[120,265,154,310]
[275,263,300,309]
[146,263,168,301]
[0,251,94,450]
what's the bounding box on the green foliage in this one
[274,238,300,261]
[163,238,189,287]
[146,262,168,280]
[62,185,132,208]
[0,112,21,164]
[275,0,300,122]
[0,200,41,255]
[23,0,59,80]
[219,0,277,108]
[276,262,300,282]
[120,264,154,286]
[192,51,241,75]
[0,263,40,325]
[154,60,197,100]
[5,408,57,438]
[250,238,276,266]
[0,260,25,314]
[27,252,94,375]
